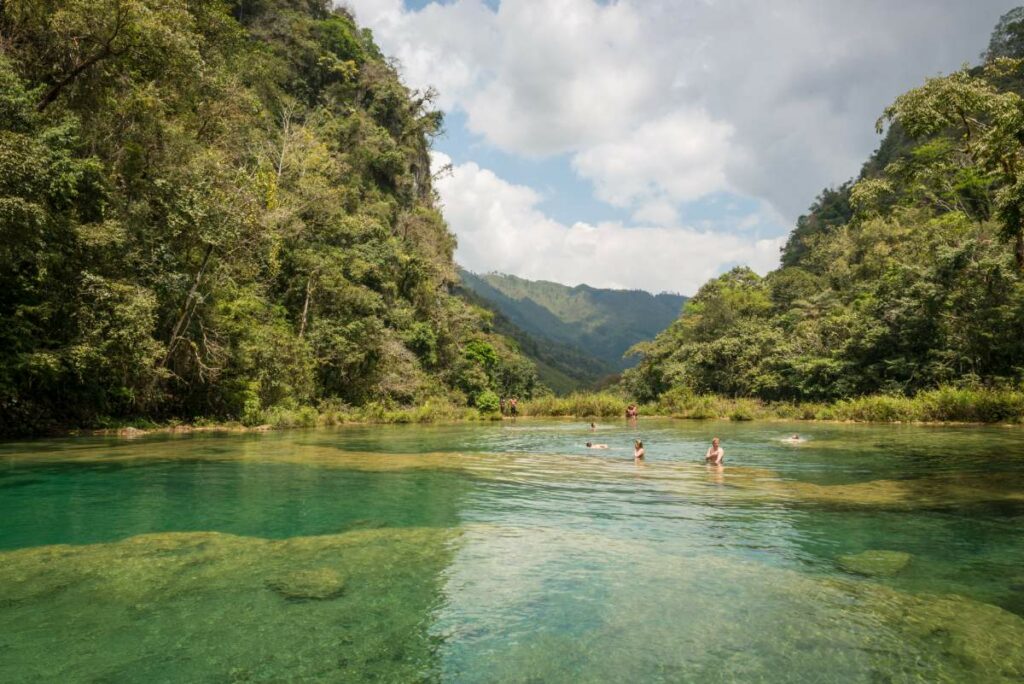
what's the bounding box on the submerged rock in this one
[841,583,1024,681]
[0,527,457,682]
[838,549,912,576]
[724,468,1024,510]
[267,567,346,600]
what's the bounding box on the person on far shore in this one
[704,437,724,465]
[634,440,645,461]
[585,442,609,449]
[509,397,518,417]
[626,404,638,420]
[499,397,506,415]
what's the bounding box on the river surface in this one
[2,419,1023,682]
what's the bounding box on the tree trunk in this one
[36,4,126,112]
[298,276,314,339]
[161,243,214,367]
[1016,230,1024,270]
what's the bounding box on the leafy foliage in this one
[986,7,1024,61]
[627,40,1024,404]
[0,0,537,435]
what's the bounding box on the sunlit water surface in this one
[2,419,1024,682]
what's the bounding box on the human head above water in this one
[712,437,720,447]
[634,440,643,448]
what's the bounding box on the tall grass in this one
[828,387,1024,423]
[313,398,496,426]
[96,386,1024,435]
[522,386,1024,424]
[654,388,792,421]
[519,392,627,417]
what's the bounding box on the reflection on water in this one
[1,419,1023,681]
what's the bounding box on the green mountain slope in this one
[0,0,539,434]
[458,270,687,378]
[624,9,1024,403]
[453,282,618,393]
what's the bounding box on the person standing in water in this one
[634,440,645,461]
[509,397,518,417]
[704,437,724,465]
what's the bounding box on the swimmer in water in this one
[782,434,805,444]
[585,442,609,449]
[590,422,596,430]
[634,440,645,461]
[704,437,724,465]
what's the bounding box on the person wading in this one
[704,437,724,465]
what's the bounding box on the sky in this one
[344,0,1017,294]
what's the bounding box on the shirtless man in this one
[585,442,609,449]
[704,437,724,465]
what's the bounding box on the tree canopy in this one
[626,42,1024,404]
[0,0,538,434]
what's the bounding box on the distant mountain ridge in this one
[457,270,687,389]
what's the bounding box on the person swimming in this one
[585,442,609,449]
[704,437,724,465]
[782,434,805,444]
[634,440,645,460]
[590,422,596,430]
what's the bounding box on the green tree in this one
[878,61,1024,268]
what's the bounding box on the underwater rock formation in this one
[0,528,457,682]
[267,568,346,601]
[837,550,912,576]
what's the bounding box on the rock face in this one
[267,568,346,601]
[837,549,912,576]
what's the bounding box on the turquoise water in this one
[2,420,1023,682]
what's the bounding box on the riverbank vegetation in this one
[86,384,1024,435]
[515,386,1024,424]
[0,0,540,437]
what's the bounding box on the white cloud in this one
[344,0,1016,292]
[433,153,783,294]
[571,110,736,210]
[736,213,761,231]
[631,200,679,227]
[349,0,1016,221]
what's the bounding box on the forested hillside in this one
[459,270,686,376]
[453,281,615,394]
[0,0,538,435]
[625,9,1024,405]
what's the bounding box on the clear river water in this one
[1,419,1023,682]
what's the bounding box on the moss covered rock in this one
[267,567,346,601]
[838,549,912,576]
